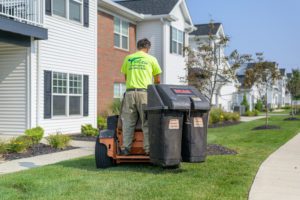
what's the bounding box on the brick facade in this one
[97,11,137,115]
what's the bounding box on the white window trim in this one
[52,0,83,24]
[51,71,83,118]
[113,83,126,99]
[171,27,184,55]
[114,17,129,51]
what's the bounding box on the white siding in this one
[136,20,163,70]
[165,5,187,85]
[37,0,97,135]
[0,42,28,135]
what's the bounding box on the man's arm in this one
[154,75,160,84]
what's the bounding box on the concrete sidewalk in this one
[249,133,300,200]
[240,116,265,122]
[0,140,94,175]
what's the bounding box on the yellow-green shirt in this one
[121,51,162,89]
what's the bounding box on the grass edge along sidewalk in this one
[0,116,299,200]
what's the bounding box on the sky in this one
[186,0,300,72]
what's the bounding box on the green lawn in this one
[0,116,299,200]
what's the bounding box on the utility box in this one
[147,84,210,167]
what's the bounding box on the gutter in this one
[98,0,144,21]
[144,14,178,22]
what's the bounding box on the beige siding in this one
[0,42,27,135]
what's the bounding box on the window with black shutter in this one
[44,70,88,118]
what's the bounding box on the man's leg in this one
[121,92,138,153]
[136,92,149,154]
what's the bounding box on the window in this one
[52,72,83,117]
[114,83,126,99]
[52,72,68,116]
[53,0,67,17]
[52,0,83,23]
[114,17,129,50]
[171,27,184,55]
[69,0,82,22]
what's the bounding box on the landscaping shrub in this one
[282,105,291,110]
[209,108,223,124]
[244,110,259,117]
[25,126,44,145]
[209,108,240,125]
[241,94,250,112]
[0,140,7,154]
[46,134,71,149]
[110,99,122,115]
[97,116,107,130]
[81,124,98,137]
[6,136,31,153]
[223,112,232,121]
[255,100,263,112]
[232,113,241,122]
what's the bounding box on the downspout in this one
[160,17,167,83]
[36,40,40,127]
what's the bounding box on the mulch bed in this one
[2,143,78,161]
[209,121,241,129]
[70,134,97,142]
[207,144,238,156]
[252,125,281,131]
[284,117,300,121]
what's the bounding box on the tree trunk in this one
[265,85,269,127]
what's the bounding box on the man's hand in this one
[154,75,161,84]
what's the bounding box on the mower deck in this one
[115,155,150,164]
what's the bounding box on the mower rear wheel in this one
[95,140,113,169]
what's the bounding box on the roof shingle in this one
[191,23,222,36]
[115,0,179,15]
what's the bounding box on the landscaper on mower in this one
[120,38,162,156]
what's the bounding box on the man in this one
[120,38,162,155]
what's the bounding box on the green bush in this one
[0,140,7,154]
[110,99,122,115]
[25,126,44,145]
[209,108,223,124]
[6,136,31,153]
[223,112,232,121]
[282,105,291,110]
[97,116,107,130]
[255,100,263,112]
[209,108,241,124]
[241,94,250,112]
[46,134,71,149]
[253,109,259,116]
[81,124,98,137]
[244,110,259,117]
[232,113,241,122]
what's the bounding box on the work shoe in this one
[120,148,130,156]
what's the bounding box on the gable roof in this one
[191,23,222,36]
[115,0,179,15]
[280,68,286,76]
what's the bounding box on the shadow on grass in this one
[56,156,186,175]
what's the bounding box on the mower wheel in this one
[95,140,113,169]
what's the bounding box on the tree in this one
[287,69,300,116]
[185,22,251,106]
[240,94,250,112]
[244,53,281,127]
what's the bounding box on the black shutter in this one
[83,0,89,27]
[83,75,89,116]
[183,32,186,56]
[170,26,173,53]
[44,71,52,119]
[45,0,52,16]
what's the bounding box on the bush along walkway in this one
[249,133,300,200]
[0,140,94,175]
